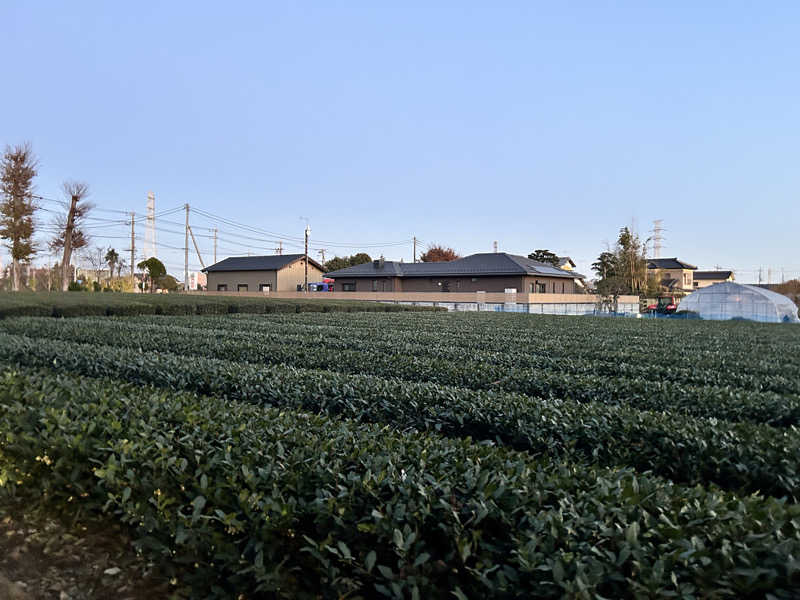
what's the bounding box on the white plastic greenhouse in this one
[679,282,800,323]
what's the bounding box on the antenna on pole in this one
[145,191,157,259]
[651,219,665,258]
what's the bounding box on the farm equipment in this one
[647,295,679,314]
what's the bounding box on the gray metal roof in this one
[693,270,733,281]
[647,257,697,270]
[202,254,324,273]
[326,253,585,279]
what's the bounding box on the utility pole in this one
[317,248,327,264]
[184,204,189,292]
[304,224,310,293]
[275,241,283,255]
[188,226,206,269]
[493,241,498,253]
[213,228,218,264]
[413,237,417,263]
[60,194,79,292]
[130,212,135,291]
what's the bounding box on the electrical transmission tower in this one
[145,191,157,259]
[650,219,665,258]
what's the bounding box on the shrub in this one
[2,368,799,599]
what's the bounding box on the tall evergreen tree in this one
[592,227,650,297]
[0,143,39,291]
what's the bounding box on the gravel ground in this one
[0,502,185,600]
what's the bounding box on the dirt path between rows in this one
[0,503,182,600]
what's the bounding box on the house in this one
[202,254,325,292]
[325,253,585,293]
[692,270,734,289]
[558,257,576,271]
[647,258,697,293]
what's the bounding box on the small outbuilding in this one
[202,254,325,292]
[679,282,799,323]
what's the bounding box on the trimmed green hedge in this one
[2,368,799,598]
[1,332,799,499]
[0,292,441,319]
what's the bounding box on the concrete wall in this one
[189,290,633,306]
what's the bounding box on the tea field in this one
[1,310,799,598]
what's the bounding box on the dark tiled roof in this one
[203,254,323,273]
[326,253,585,279]
[693,270,733,281]
[647,257,697,270]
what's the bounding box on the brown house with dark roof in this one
[325,253,585,294]
[647,258,697,293]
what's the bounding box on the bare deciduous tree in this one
[51,181,93,291]
[0,143,39,291]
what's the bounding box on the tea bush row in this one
[1,333,799,498]
[5,319,798,428]
[12,315,797,395]
[0,292,438,319]
[1,367,799,599]
[221,311,800,374]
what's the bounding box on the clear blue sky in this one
[2,1,799,282]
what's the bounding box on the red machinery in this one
[647,295,678,314]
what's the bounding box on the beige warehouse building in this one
[202,254,325,292]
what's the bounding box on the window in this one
[217,284,228,291]
[537,281,546,294]
[342,283,356,292]
[372,280,378,292]
[561,282,565,294]
[237,284,248,292]
[529,283,535,293]
[259,283,271,292]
